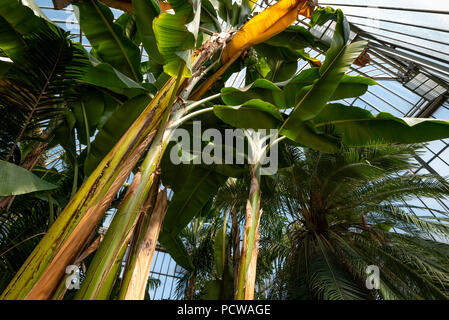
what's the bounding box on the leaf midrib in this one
[90,0,139,82]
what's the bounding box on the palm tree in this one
[263,144,449,299]
[174,216,217,299]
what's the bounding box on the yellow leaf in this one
[190,0,314,100]
[221,0,313,64]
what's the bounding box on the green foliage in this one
[133,0,164,65]
[213,99,283,129]
[83,94,152,176]
[0,3,88,162]
[153,0,201,77]
[0,161,57,196]
[266,144,449,300]
[73,0,142,82]
[161,165,227,236]
[217,0,251,27]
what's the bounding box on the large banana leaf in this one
[219,72,375,109]
[69,87,105,146]
[158,232,194,271]
[81,53,147,96]
[158,164,226,270]
[288,123,340,153]
[264,25,320,51]
[310,6,336,27]
[280,10,366,141]
[221,0,311,64]
[0,0,52,61]
[153,0,201,77]
[132,0,164,65]
[213,99,283,129]
[162,166,227,236]
[73,0,142,82]
[0,160,57,196]
[83,94,152,176]
[282,69,377,107]
[221,79,282,106]
[200,0,221,32]
[217,0,250,28]
[312,104,449,146]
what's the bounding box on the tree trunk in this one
[74,171,146,299]
[236,165,261,300]
[118,188,168,300]
[0,34,228,300]
[230,204,240,297]
[187,272,197,300]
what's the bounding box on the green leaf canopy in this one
[73,0,142,82]
[312,104,449,147]
[0,160,57,196]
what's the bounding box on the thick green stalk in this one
[47,192,54,228]
[0,78,176,300]
[81,99,91,155]
[118,188,168,299]
[236,164,261,300]
[75,65,185,300]
[74,171,145,300]
[0,34,227,300]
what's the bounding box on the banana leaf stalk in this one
[0,30,230,299]
[236,133,284,300]
[52,234,104,300]
[236,164,261,300]
[74,104,175,300]
[79,63,220,299]
[0,120,158,299]
[118,188,168,300]
[72,169,142,299]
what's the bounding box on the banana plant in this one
[3,0,448,301]
[1,0,318,299]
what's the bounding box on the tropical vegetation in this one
[0,0,449,300]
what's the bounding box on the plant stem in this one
[75,64,185,300]
[47,193,54,228]
[74,171,144,299]
[183,92,221,114]
[236,164,261,300]
[70,160,78,199]
[81,99,91,155]
[118,188,168,299]
[170,107,214,129]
